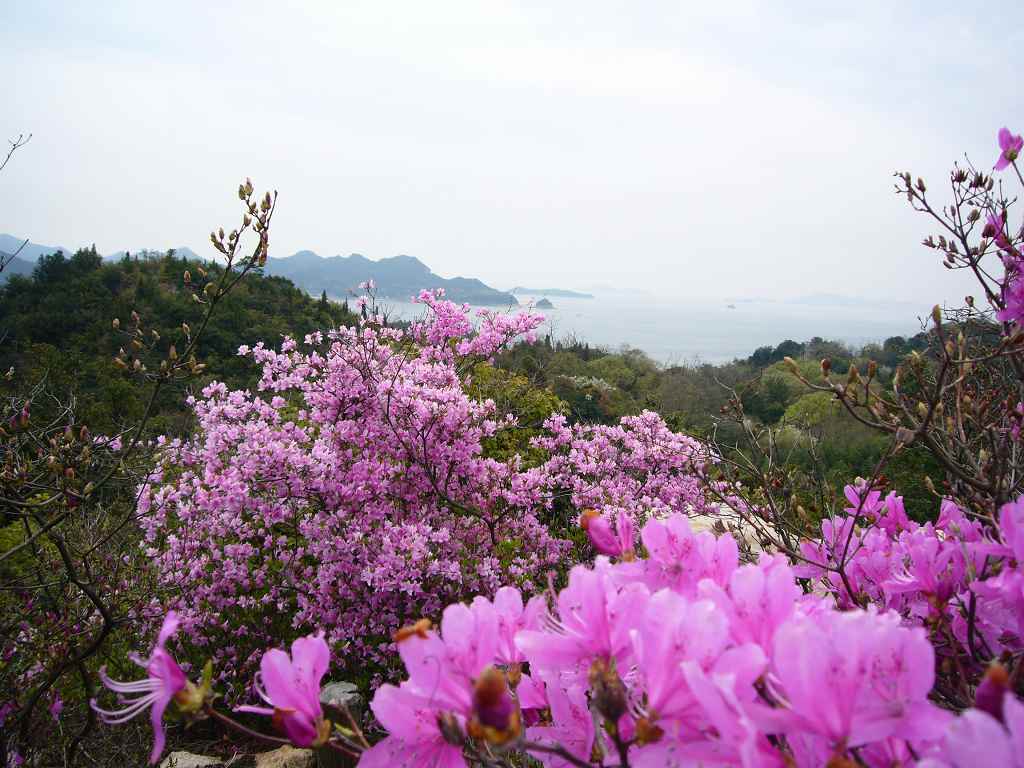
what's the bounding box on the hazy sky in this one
[2,2,1022,303]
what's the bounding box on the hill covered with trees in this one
[0,246,357,435]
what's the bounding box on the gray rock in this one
[317,681,364,767]
[319,680,363,724]
[160,753,223,768]
[254,746,315,768]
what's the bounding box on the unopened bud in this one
[867,360,877,379]
[183,270,191,284]
[783,356,799,375]
[820,358,831,376]
[169,345,177,360]
[932,305,943,327]
[588,658,628,724]
[467,666,521,746]
[975,662,1010,723]
[393,618,432,643]
[112,318,120,330]
[635,716,664,746]
[437,712,465,747]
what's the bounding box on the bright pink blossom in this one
[238,633,330,747]
[92,612,188,764]
[995,127,1024,171]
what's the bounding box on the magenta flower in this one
[92,612,188,764]
[516,561,649,678]
[360,683,466,768]
[986,213,1014,252]
[579,508,636,560]
[766,609,947,748]
[995,127,1024,171]
[927,692,1024,767]
[238,632,331,747]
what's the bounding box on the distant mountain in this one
[0,253,36,282]
[0,234,70,261]
[264,251,518,306]
[511,286,594,299]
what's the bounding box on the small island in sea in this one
[536,297,555,309]
[510,286,594,299]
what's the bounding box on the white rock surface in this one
[254,746,315,768]
[160,753,223,768]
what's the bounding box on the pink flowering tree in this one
[138,288,714,688]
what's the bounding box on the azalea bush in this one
[139,288,712,686]
[98,500,1024,766]
[93,126,1024,767]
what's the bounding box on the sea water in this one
[350,293,929,365]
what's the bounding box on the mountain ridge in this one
[0,234,518,306]
[264,251,518,306]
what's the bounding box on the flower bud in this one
[393,618,432,643]
[112,318,120,330]
[932,304,942,327]
[588,658,628,725]
[467,666,521,746]
[437,712,466,747]
[634,716,664,745]
[975,662,1010,722]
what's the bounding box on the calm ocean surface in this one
[357,293,928,365]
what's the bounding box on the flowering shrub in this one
[92,127,1024,765]
[139,290,711,683]
[101,502,1024,766]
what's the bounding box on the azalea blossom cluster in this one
[99,505,1024,766]
[363,502,1024,767]
[137,290,710,680]
[797,484,1024,701]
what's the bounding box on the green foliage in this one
[0,247,357,435]
[465,362,565,463]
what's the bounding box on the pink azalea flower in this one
[238,632,330,747]
[640,513,738,597]
[698,554,801,653]
[516,561,649,678]
[995,127,1024,171]
[360,683,466,768]
[580,508,636,560]
[924,693,1024,767]
[632,588,766,734]
[49,694,63,721]
[765,609,948,749]
[524,674,595,768]
[92,612,188,764]
[986,213,1014,252]
[471,586,544,666]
